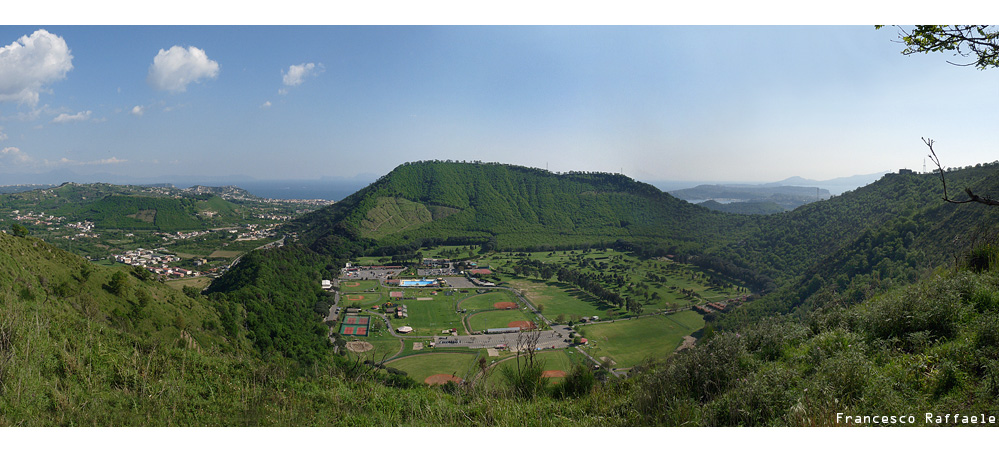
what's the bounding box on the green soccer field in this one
[392,295,464,336]
[458,291,519,312]
[484,349,582,388]
[578,310,705,369]
[384,351,484,384]
[466,309,538,332]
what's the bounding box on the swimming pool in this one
[399,279,438,287]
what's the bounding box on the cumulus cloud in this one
[131,105,144,116]
[261,100,272,109]
[0,128,7,141]
[147,46,220,92]
[52,110,92,123]
[280,62,323,94]
[0,29,74,105]
[0,146,32,164]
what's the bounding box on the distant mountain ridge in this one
[766,171,891,195]
[669,184,831,213]
[648,170,890,196]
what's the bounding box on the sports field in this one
[506,279,606,319]
[466,309,538,332]
[340,279,381,292]
[340,315,371,336]
[484,350,580,387]
[458,291,519,312]
[344,333,404,360]
[385,352,483,384]
[578,310,704,369]
[398,296,463,335]
[343,293,382,305]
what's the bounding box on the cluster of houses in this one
[165,230,211,240]
[113,248,201,278]
[385,303,409,318]
[235,225,278,241]
[10,210,63,226]
[254,213,294,221]
[66,220,95,233]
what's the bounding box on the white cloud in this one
[0,146,32,164]
[281,62,323,91]
[0,128,7,141]
[147,46,219,93]
[51,110,92,123]
[131,105,144,116]
[0,29,73,106]
[261,100,272,108]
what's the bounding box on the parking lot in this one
[432,329,568,351]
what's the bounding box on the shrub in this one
[553,364,596,399]
[965,243,999,273]
[104,271,130,297]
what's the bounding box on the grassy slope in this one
[580,311,705,369]
[631,263,999,426]
[0,231,636,426]
[293,161,733,254]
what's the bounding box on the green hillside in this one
[5,160,999,426]
[632,252,999,426]
[293,161,736,256]
[713,165,999,329]
[0,183,245,232]
[0,231,626,426]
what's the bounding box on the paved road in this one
[325,288,340,346]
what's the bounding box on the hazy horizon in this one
[0,163,890,200]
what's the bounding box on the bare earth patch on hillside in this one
[345,341,374,353]
[425,374,463,385]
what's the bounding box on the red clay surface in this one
[493,302,518,309]
[542,370,567,378]
[424,374,463,385]
[343,282,361,287]
[507,320,537,330]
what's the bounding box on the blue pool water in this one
[399,280,437,287]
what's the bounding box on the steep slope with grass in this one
[0,231,633,426]
[714,164,999,329]
[631,246,999,426]
[292,161,740,256]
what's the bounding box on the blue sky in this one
[1,24,998,184]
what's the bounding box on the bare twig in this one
[924,138,999,207]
